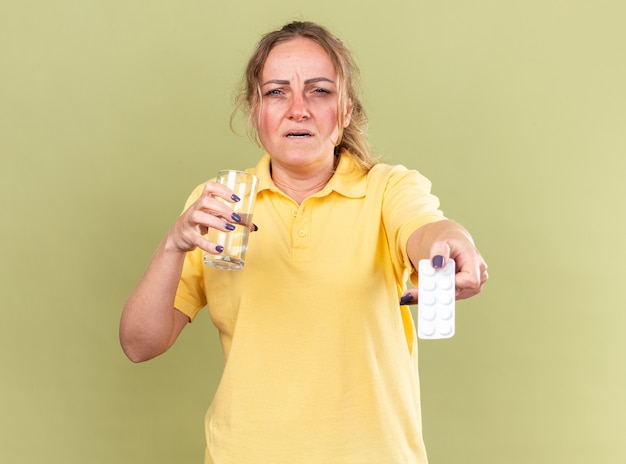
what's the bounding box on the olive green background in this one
[2,1,625,463]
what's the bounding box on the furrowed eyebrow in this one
[261,77,335,86]
[305,77,335,85]
[262,79,290,86]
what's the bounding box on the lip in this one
[283,129,314,138]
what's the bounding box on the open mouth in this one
[286,132,312,138]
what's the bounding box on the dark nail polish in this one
[399,294,413,305]
[432,255,444,269]
[225,223,236,231]
[231,194,241,202]
[215,245,224,253]
[252,223,259,232]
[231,212,242,222]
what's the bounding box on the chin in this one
[279,150,333,167]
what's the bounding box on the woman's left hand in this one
[401,220,488,305]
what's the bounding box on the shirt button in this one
[291,210,298,217]
[298,230,307,237]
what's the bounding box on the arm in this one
[404,219,488,302]
[119,181,248,363]
[119,240,191,363]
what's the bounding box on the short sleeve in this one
[173,183,208,321]
[380,165,446,280]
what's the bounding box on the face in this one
[254,37,352,172]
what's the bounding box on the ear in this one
[343,99,353,128]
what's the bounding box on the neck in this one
[271,156,338,204]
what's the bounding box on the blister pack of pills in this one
[417,259,456,339]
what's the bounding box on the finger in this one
[455,265,481,293]
[193,234,226,255]
[197,182,244,222]
[195,191,241,225]
[454,258,488,300]
[399,288,418,305]
[201,181,241,204]
[429,241,451,268]
[187,213,238,254]
[188,209,238,234]
[455,281,485,300]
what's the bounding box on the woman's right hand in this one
[120,181,254,362]
[165,181,249,254]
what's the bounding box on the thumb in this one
[429,241,451,269]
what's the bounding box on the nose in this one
[288,94,310,121]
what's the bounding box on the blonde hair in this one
[231,21,378,171]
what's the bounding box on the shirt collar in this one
[251,151,367,199]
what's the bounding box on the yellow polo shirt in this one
[175,152,444,464]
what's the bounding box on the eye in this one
[264,89,284,97]
[313,87,331,95]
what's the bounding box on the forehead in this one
[262,37,336,79]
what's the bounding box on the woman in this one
[120,21,488,464]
